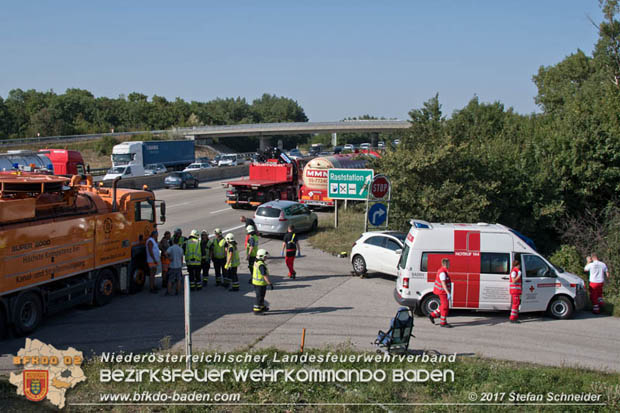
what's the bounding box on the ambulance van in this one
[394,220,587,319]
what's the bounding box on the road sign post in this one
[367,174,392,230]
[328,169,373,229]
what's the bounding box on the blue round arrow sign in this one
[368,203,387,226]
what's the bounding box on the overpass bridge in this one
[0,120,411,150]
[176,120,410,149]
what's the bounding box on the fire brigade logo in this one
[103,218,113,234]
[23,370,49,402]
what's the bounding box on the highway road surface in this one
[1,177,619,374]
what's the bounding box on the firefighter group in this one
[145,216,301,315]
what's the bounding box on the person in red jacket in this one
[429,258,452,328]
[509,260,522,323]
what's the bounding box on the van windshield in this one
[398,243,410,269]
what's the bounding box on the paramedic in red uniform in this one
[584,253,610,314]
[509,260,522,323]
[429,258,452,328]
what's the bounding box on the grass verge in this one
[1,347,618,412]
[308,208,365,256]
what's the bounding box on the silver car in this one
[254,200,318,236]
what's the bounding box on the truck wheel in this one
[181,182,186,190]
[194,181,199,188]
[129,264,146,293]
[420,294,440,317]
[13,292,43,336]
[352,255,367,276]
[230,204,240,209]
[94,269,115,306]
[310,220,318,232]
[547,295,574,320]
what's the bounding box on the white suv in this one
[351,231,406,276]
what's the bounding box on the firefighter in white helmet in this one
[211,228,226,286]
[224,233,240,291]
[252,248,273,314]
[185,229,202,290]
[246,225,259,284]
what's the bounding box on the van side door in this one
[519,254,558,312]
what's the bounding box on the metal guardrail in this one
[0,129,171,148]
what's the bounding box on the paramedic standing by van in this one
[584,253,610,314]
[429,258,452,328]
[509,260,522,323]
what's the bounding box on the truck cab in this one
[104,142,145,180]
[394,220,587,319]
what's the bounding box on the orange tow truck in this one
[0,173,165,336]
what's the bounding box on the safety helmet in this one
[225,233,235,242]
[214,228,222,235]
[201,230,208,236]
[190,229,200,238]
[256,249,269,260]
[246,225,255,233]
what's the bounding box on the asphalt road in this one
[1,177,619,374]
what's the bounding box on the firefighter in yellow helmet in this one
[224,233,240,291]
[211,228,226,286]
[185,229,202,290]
[252,248,273,314]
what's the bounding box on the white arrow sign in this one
[372,208,385,223]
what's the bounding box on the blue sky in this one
[0,1,603,121]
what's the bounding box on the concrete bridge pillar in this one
[331,132,337,147]
[371,132,379,148]
[259,136,271,151]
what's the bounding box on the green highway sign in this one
[328,168,374,200]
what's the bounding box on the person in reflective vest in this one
[200,230,211,287]
[246,225,259,283]
[211,228,226,286]
[224,233,240,291]
[281,225,300,279]
[240,216,256,247]
[509,260,522,323]
[429,258,452,328]
[252,249,273,314]
[185,229,202,290]
[172,228,186,253]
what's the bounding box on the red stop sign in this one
[371,175,390,198]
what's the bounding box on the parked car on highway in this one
[144,163,167,176]
[254,200,318,236]
[360,143,371,150]
[218,154,238,167]
[343,144,355,151]
[164,171,199,189]
[210,155,222,167]
[377,141,386,148]
[351,231,406,277]
[288,148,303,159]
[183,162,211,172]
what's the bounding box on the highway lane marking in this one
[207,224,245,238]
[210,207,231,214]
[167,202,191,209]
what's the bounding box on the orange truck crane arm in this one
[0,172,166,336]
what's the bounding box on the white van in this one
[394,220,587,319]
